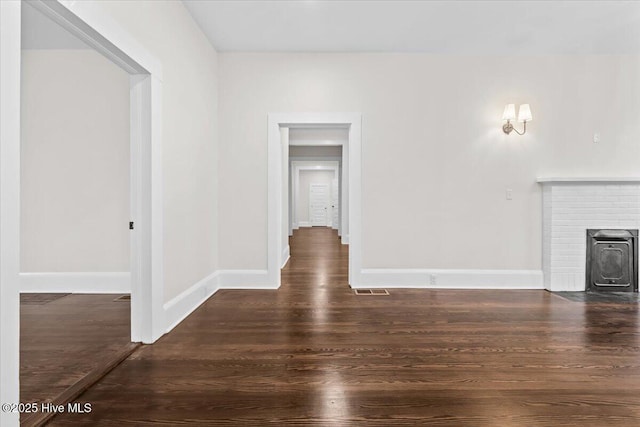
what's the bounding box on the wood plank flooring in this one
[50,228,640,426]
[20,293,132,425]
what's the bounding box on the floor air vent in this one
[113,295,131,302]
[354,289,389,296]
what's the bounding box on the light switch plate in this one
[506,189,513,200]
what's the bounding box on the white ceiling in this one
[21,1,90,50]
[183,0,640,54]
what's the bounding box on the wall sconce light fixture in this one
[502,103,532,135]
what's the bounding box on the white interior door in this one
[309,183,330,226]
[331,178,339,229]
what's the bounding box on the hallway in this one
[50,228,640,426]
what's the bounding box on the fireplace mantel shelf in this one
[537,177,640,184]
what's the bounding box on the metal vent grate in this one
[113,295,131,302]
[354,289,389,296]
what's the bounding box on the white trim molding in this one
[537,177,640,183]
[218,270,276,289]
[1,1,23,422]
[163,271,219,333]
[288,140,345,146]
[164,269,280,334]
[163,268,285,336]
[40,0,162,78]
[358,269,544,289]
[281,246,290,269]
[20,272,131,293]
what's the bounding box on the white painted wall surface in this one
[75,1,220,302]
[219,54,640,270]
[289,128,348,146]
[297,170,335,225]
[289,145,342,158]
[21,50,130,273]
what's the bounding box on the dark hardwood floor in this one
[20,293,133,426]
[50,227,640,426]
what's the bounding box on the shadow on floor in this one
[553,291,640,303]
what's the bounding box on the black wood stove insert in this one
[586,229,638,292]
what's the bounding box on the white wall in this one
[21,49,130,273]
[79,1,220,302]
[297,170,335,225]
[219,53,640,271]
[290,145,342,158]
[289,128,348,147]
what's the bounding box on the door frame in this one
[290,161,340,231]
[1,1,164,420]
[268,113,362,287]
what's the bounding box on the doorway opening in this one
[17,2,151,424]
[289,137,344,235]
[16,0,165,343]
[286,132,345,275]
[1,1,164,423]
[267,113,362,288]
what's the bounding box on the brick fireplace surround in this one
[538,178,640,291]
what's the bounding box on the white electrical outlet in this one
[506,189,513,200]
[429,274,437,286]
[593,133,600,143]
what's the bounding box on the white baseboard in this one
[341,234,349,245]
[357,269,544,289]
[163,271,219,333]
[218,270,277,289]
[164,270,277,334]
[281,245,290,269]
[19,272,131,293]
[161,267,543,336]
[297,221,310,228]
